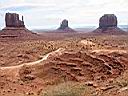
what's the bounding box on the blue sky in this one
[0,0,128,29]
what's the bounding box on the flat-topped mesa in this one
[99,14,117,29]
[92,14,126,34]
[0,13,39,39]
[5,13,25,28]
[57,19,76,32]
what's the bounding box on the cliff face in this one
[58,19,69,30]
[99,14,117,29]
[57,19,76,32]
[0,13,39,39]
[5,13,25,27]
[92,14,126,35]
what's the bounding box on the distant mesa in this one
[0,12,39,39]
[57,19,76,32]
[58,19,68,29]
[93,14,126,34]
[99,14,117,29]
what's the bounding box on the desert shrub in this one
[117,80,128,87]
[40,82,92,96]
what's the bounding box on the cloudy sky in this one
[0,0,128,29]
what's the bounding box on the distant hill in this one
[32,26,97,33]
[32,29,54,33]
[119,25,128,31]
[75,26,96,32]
[32,25,128,33]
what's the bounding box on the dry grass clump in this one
[114,70,128,88]
[40,82,93,96]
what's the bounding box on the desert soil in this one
[0,32,128,96]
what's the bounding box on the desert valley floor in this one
[0,32,128,96]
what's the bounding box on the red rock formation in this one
[58,19,69,29]
[99,14,117,29]
[0,13,39,39]
[5,13,25,27]
[92,14,126,34]
[57,19,76,32]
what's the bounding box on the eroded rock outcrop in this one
[93,14,126,34]
[57,19,76,32]
[99,14,117,29]
[58,19,68,29]
[5,13,25,27]
[0,12,39,39]
[19,49,127,82]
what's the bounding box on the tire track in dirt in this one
[0,48,65,70]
